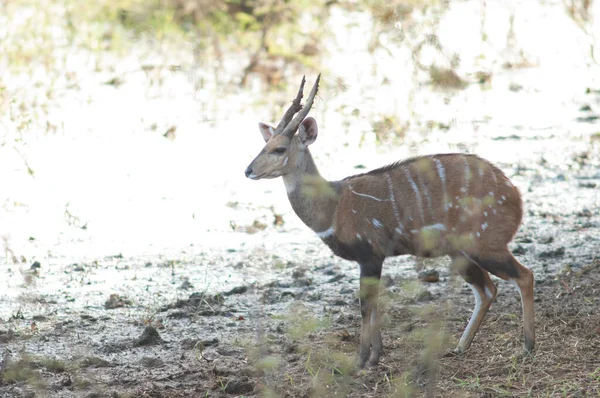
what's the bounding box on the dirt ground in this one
[2,1,600,397]
[1,136,599,397]
[0,230,599,398]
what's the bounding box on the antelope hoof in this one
[368,348,382,367]
[523,342,535,356]
[358,349,370,369]
[444,347,464,358]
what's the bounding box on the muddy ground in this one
[2,1,600,397]
[1,127,599,398]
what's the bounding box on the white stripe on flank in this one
[464,156,471,193]
[384,173,403,228]
[434,158,448,212]
[315,226,335,238]
[422,182,432,214]
[403,168,425,224]
[349,185,389,202]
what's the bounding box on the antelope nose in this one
[245,166,253,178]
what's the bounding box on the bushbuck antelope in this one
[244,75,535,368]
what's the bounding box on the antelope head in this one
[245,74,321,180]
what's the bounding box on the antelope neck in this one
[282,149,340,233]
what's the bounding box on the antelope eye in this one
[273,147,287,155]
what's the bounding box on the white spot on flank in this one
[488,192,495,197]
[460,187,468,193]
[356,233,362,240]
[484,211,488,217]
[349,184,388,202]
[283,157,289,166]
[501,195,506,200]
[422,223,447,231]
[372,218,384,228]
[476,232,481,237]
[315,226,335,238]
[492,209,497,215]
[403,168,425,223]
[481,223,488,231]
[395,225,404,235]
[497,200,503,204]
[352,209,358,214]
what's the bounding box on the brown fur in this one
[246,85,535,368]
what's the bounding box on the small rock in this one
[292,278,311,287]
[416,289,434,302]
[179,278,194,290]
[224,285,248,296]
[538,236,554,244]
[134,325,163,347]
[331,299,347,306]
[216,346,244,357]
[140,356,164,368]
[576,208,593,217]
[516,236,533,243]
[418,269,440,283]
[72,264,85,272]
[104,294,131,309]
[339,287,354,295]
[538,247,565,259]
[512,245,527,255]
[327,274,344,283]
[291,268,307,279]
[224,378,254,395]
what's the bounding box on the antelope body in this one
[245,75,535,368]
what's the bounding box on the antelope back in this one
[333,153,522,259]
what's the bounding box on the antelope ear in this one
[299,117,318,147]
[258,122,276,142]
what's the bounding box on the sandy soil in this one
[1,1,599,397]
